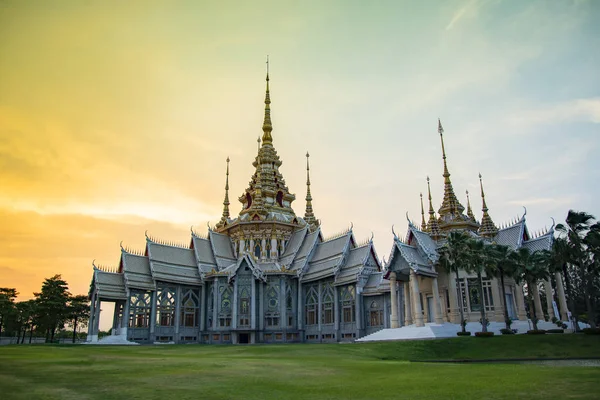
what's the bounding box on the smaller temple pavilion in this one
[384,120,569,329]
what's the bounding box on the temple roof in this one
[301,232,353,282]
[93,270,127,300]
[493,219,527,250]
[121,251,155,291]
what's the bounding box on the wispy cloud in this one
[446,0,492,31]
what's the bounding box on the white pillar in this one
[544,278,554,320]
[555,272,569,321]
[271,237,278,260]
[410,270,424,327]
[389,272,399,328]
[531,282,544,321]
[87,293,96,342]
[431,277,443,324]
[261,238,267,260]
[515,283,527,320]
[403,281,412,326]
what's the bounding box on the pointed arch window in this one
[180,289,199,327]
[219,285,232,327]
[265,283,280,327]
[286,285,294,327]
[322,283,334,325]
[340,286,356,323]
[276,191,284,207]
[254,243,261,259]
[245,192,252,209]
[305,286,318,326]
[156,286,176,326]
[207,284,214,328]
[368,299,383,327]
[239,287,250,327]
[129,291,151,328]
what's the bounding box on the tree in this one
[465,239,489,333]
[34,275,71,342]
[438,232,470,333]
[556,210,598,329]
[485,244,516,330]
[67,295,90,343]
[0,288,18,337]
[511,248,548,331]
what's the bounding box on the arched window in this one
[129,291,151,328]
[340,286,356,324]
[276,191,283,207]
[266,242,271,259]
[219,285,232,327]
[239,287,250,327]
[207,284,214,328]
[180,289,199,327]
[265,283,280,327]
[156,287,176,327]
[286,285,294,327]
[322,284,334,324]
[245,192,252,209]
[305,286,318,326]
[368,299,383,327]
[254,243,261,258]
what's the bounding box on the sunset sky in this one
[1,0,599,326]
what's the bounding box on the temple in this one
[87,67,396,344]
[87,70,568,344]
[383,120,566,329]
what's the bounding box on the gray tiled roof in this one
[191,236,217,267]
[279,227,308,265]
[388,240,435,277]
[522,232,553,253]
[121,252,155,290]
[494,220,525,249]
[409,226,439,262]
[209,231,236,269]
[301,234,351,282]
[362,272,390,295]
[335,244,370,285]
[94,271,127,300]
[290,228,321,271]
[147,242,196,267]
[150,261,202,285]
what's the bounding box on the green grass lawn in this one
[1,335,599,400]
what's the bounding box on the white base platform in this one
[85,334,139,345]
[357,320,588,342]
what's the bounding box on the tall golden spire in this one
[478,173,498,237]
[466,190,476,222]
[437,119,465,221]
[304,152,317,230]
[426,176,441,237]
[420,192,427,230]
[217,157,230,227]
[262,56,273,145]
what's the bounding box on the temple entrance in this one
[426,296,434,323]
[239,333,249,344]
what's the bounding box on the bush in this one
[527,330,547,335]
[546,329,564,334]
[475,332,494,337]
[582,328,600,335]
[500,328,514,335]
[551,316,558,324]
[456,331,471,336]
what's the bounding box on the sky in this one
[1,0,599,320]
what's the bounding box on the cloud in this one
[446,0,492,31]
[508,98,600,127]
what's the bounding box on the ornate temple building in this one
[87,70,569,344]
[87,70,397,344]
[383,120,567,329]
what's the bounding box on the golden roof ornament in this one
[262,56,273,145]
[304,151,318,231]
[217,157,231,228]
[426,176,442,238]
[466,189,476,222]
[420,192,427,231]
[478,173,498,237]
[436,119,466,221]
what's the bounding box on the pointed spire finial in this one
[466,189,476,222]
[436,119,465,221]
[478,173,497,237]
[426,176,441,236]
[261,56,273,145]
[219,157,231,225]
[304,151,317,230]
[420,192,427,229]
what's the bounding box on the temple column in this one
[279,278,286,333]
[232,278,238,331]
[515,284,527,320]
[249,238,255,258]
[531,282,544,321]
[403,281,412,326]
[112,301,120,335]
[389,272,399,328]
[239,237,245,255]
[174,286,182,342]
[120,291,130,338]
[448,276,460,324]
[544,278,554,320]
[87,293,97,341]
[410,270,424,327]
[333,285,340,336]
[555,272,569,321]
[149,291,157,340]
[431,277,443,324]
[199,286,205,332]
[271,237,278,260]
[92,295,101,341]
[251,279,257,330]
[261,238,267,260]
[258,281,264,331]
[212,281,218,330]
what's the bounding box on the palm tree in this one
[438,231,470,333]
[485,244,516,330]
[556,210,597,329]
[511,248,549,331]
[465,239,489,333]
